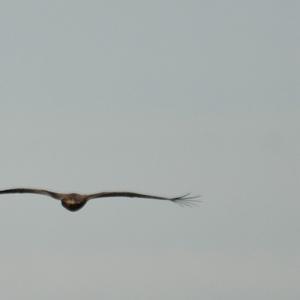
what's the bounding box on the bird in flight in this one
[0,188,200,212]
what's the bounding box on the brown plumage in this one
[0,188,200,212]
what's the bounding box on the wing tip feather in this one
[170,194,202,207]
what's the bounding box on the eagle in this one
[0,188,200,212]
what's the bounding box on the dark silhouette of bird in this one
[0,188,200,212]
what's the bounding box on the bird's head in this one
[61,200,87,211]
[61,194,87,212]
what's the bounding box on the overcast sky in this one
[0,1,299,299]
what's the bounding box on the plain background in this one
[0,1,299,299]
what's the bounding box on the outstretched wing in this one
[86,192,200,206]
[0,188,63,200]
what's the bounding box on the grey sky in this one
[0,1,299,299]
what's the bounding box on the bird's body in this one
[0,188,200,212]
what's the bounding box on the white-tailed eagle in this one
[0,188,200,212]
